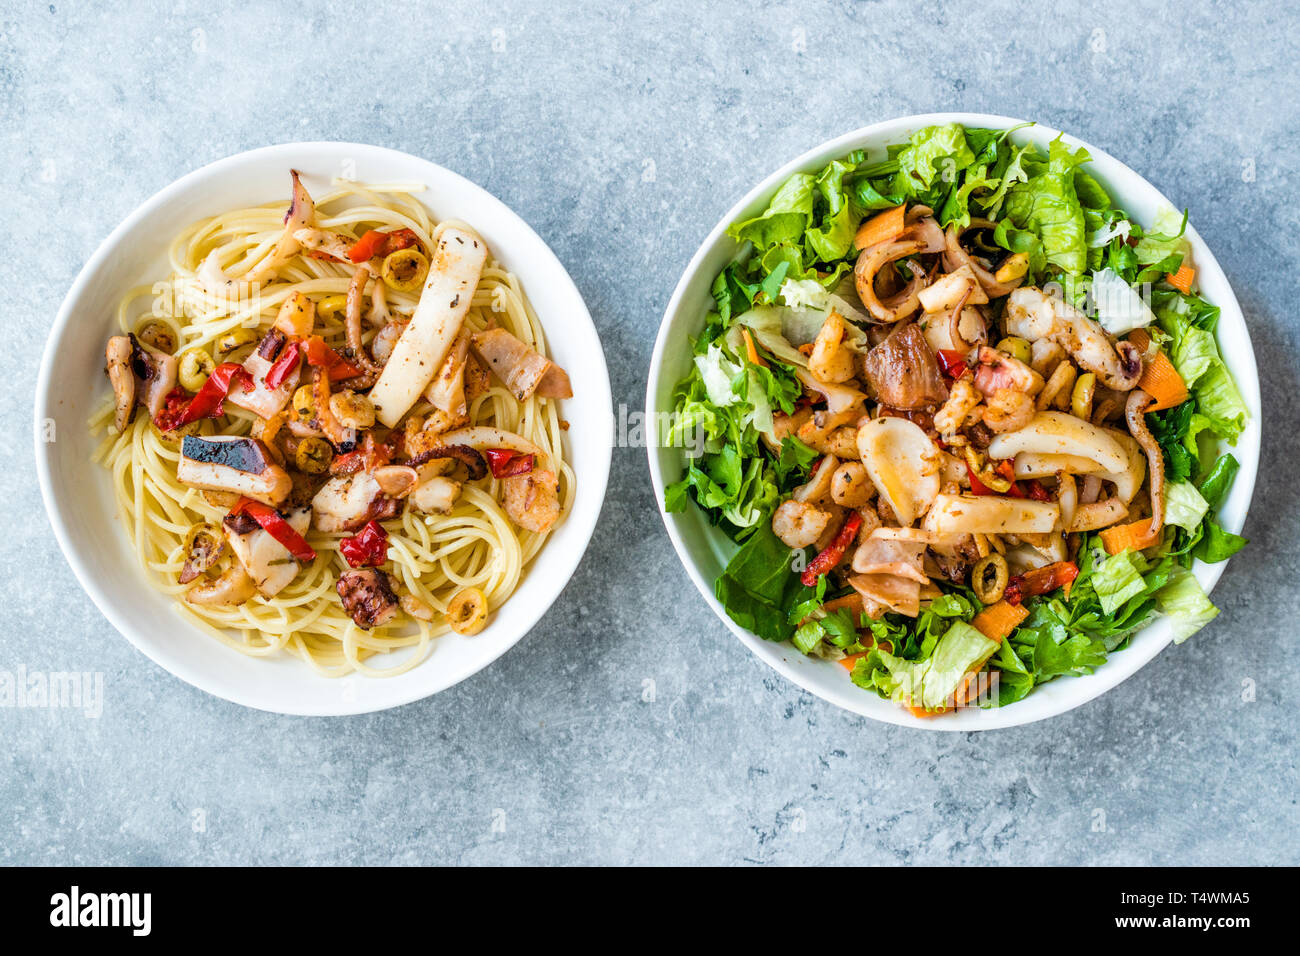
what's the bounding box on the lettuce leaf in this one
[1155,567,1219,644]
[1090,549,1150,615]
[713,522,809,642]
[726,157,867,288]
[728,174,816,250]
[1091,267,1157,335]
[975,140,1032,219]
[694,344,743,407]
[1197,454,1240,510]
[1159,303,1248,440]
[1002,138,1091,275]
[1164,480,1210,533]
[1194,521,1248,563]
[1193,362,1249,439]
[894,123,975,194]
[664,327,794,536]
[862,621,997,711]
[1135,206,1190,267]
[804,158,862,262]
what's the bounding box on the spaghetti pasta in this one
[91,176,574,676]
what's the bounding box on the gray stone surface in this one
[2,0,1297,865]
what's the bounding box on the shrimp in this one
[933,376,982,437]
[982,388,1035,434]
[771,499,832,549]
[808,311,857,384]
[796,418,859,458]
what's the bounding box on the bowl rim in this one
[35,140,613,715]
[645,112,1261,731]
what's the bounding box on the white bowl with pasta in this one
[647,113,1261,730]
[36,142,612,715]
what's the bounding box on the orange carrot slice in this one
[1129,329,1189,411]
[740,327,766,368]
[853,204,906,251]
[1100,517,1160,555]
[1166,264,1196,294]
[970,600,1028,643]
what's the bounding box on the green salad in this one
[663,122,1249,716]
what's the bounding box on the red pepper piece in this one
[168,363,253,429]
[936,349,969,379]
[1004,561,1079,605]
[1026,479,1052,502]
[348,227,420,263]
[328,451,365,476]
[301,336,363,380]
[800,511,863,587]
[230,498,317,562]
[153,387,193,432]
[484,448,535,479]
[338,520,389,568]
[348,229,389,263]
[330,435,392,476]
[263,338,302,391]
[967,464,995,496]
[989,460,1029,498]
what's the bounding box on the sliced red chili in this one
[1004,561,1079,606]
[348,227,420,263]
[1026,479,1052,502]
[153,387,193,432]
[338,520,389,568]
[230,498,317,562]
[800,511,863,587]
[167,363,253,429]
[301,336,363,380]
[484,448,535,479]
[968,460,1039,498]
[967,464,995,496]
[330,434,392,476]
[263,338,302,391]
[936,349,969,379]
[348,229,389,263]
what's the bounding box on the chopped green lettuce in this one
[1002,138,1091,275]
[713,522,811,642]
[895,123,976,193]
[1164,480,1210,533]
[1197,454,1240,510]
[864,621,998,711]
[1156,567,1219,644]
[1090,549,1150,615]
[1135,206,1191,266]
[1159,301,1248,441]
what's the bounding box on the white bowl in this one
[647,113,1260,731]
[36,142,612,715]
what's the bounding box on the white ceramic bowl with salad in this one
[647,113,1260,730]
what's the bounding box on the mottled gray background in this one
[3,0,1296,866]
